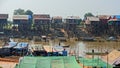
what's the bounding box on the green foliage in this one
[13,8,33,26]
[14,8,25,15]
[14,8,33,16]
[84,12,94,19]
[25,10,33,16]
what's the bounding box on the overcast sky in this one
[0,0,120,20]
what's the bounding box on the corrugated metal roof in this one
[97,15,111,19]
[0,14,8,19]
[102,50,120,65]
[43,45,64,52]
[43,46,53,52]
[52,16,62,19]
[66,16,80,19]
[33,14,50,20]
[85,17,99,24]
[86,17,99,21]
[13,15,29,20]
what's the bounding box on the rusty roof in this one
[97,15,111,19]
[33,14,50,20]
[52,16,62,19]
[0,14,8,19]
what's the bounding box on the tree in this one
[13,8,34,36]
[25,10,33,25]
[25,10,33,21]
[14,8,25,15]
[84,12,94,19]
[25,10,33,16]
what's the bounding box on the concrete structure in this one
[0,14,8,32]
[33,14,50,36]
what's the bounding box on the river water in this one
[1,38,120,57]
[50,40,120,57]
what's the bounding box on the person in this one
[59,42,61,46]
[62,49,67,56]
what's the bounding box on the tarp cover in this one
[14,42,28,49]
[3,42,17,48]
[79,58,113,68]
[15,56,82,68]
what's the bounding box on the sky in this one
[0,0,120,20]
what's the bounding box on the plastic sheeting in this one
[15,56,82,68]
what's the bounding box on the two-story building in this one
[65,16,81,30]
[65,16,81,37]
[33,14,50,36]
[0,14,8,32]
[13,15,31,36]
[51,16,63,29]
[85,16,100,36]
[108,15,120,35]
[97,15,111,35]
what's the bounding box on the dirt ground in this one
[0,61,17,68]
[0,56,19,68]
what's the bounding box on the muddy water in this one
[67,41,120,57]
[35,39,120,56]
[1,38,120,55]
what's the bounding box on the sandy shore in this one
[0,61,17,68]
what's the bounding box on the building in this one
[97,15,111,24]
[108,15,120,35]
[51,16,63,29]
[52,16,62,23]
[65,16,81,37]
[13,15,31,36]
[97,15,111,35]
[65,16,81,24]
[85,16,100,36]
[33,14,50,36]
[0,14,8,32]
